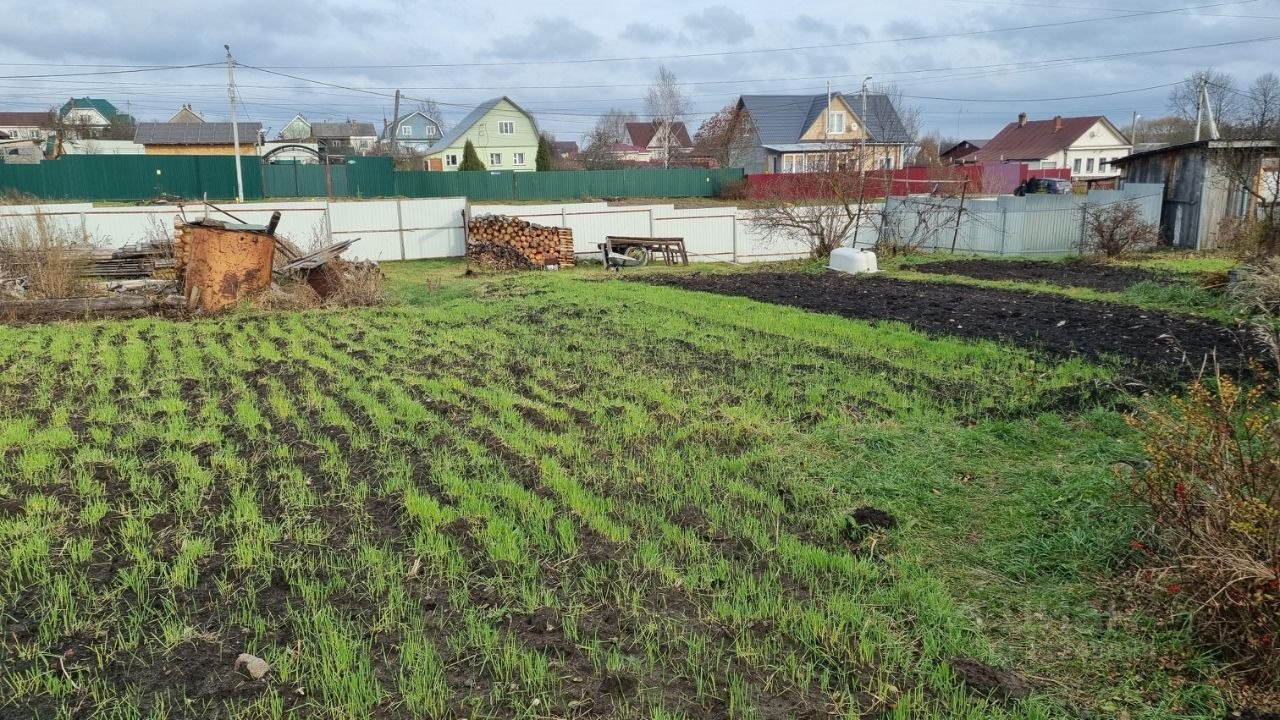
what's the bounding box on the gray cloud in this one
[622,22,671,45]
[490,17,602,60]
[683,6,755,45]
[1,1,1276,142]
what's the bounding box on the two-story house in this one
[381,111,444,155]
[423,97,539,172]
[733,92,912,174]
[60,98,120,131]
[970,114,1131,179]
[614,122,694,163]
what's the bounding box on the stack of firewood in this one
[466,215,575,269]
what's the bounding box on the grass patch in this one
[0,266,1246,718]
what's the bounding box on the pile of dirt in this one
[910,259,1171,292]
[640,272,1253,385]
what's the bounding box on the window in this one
[445,154,459,167]
[399,124,412,137]
[879,157,894,169]
[489,153,502,166]
[827,111,845,134]
[1086,158,1095,173]
[781,154,798,173]
[498,121,515,134]
[513,152,526,165]
[1099,158,1109,170]
[1041,161,1057,169]
[1072,158,1082,173]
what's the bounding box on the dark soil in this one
[949,656,1033,703]
[641,272,1253,386]
[910,259,1171,292]
[1227,710,1280,720]
[851,506,898,530]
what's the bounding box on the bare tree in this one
[693,103,755,168]
[748,170,871,258]
[645,65,691,168]
[1080,200,1161,257]
[1213,145,1280,257]
[1244,72,1280,137]
[416,99,447,133]
[1134,115,1197,145]
[1168,69,1243,130]
[579,108,637,169]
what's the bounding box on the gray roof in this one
[311,121,377,139]
[432,97,537,150]
[739,92,911,145]
[135,122,261,145]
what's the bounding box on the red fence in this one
[744,163,1073,200]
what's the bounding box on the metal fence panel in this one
[880,182,1166,256]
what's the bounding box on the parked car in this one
[1014,177,1073,196]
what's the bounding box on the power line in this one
[241,0,1254,69]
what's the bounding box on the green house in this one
[424,97,539,172]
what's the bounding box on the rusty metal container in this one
[181,220,275,311]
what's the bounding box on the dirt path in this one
[640,272,1252,385]
[909,259,1172,292]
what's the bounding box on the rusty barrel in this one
[182,222,275,311]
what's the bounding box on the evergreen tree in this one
[535,135,553,171]
[458,139,484,171]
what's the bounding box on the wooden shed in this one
[1111,139,1279,250]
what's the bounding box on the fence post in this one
[1078,203,1088,256]
[79,211,88,244]
[395,198,406,261]
[998,207,1007,255]
[323,200,334,245]
[648,208,655,237]
[731,214,739,263]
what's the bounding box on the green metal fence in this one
[1,155,743,202]
[0,155,264,201]
[392,168,744,200]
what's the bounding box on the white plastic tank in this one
[828,248,879,275]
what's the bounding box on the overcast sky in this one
[2,0,1278,142]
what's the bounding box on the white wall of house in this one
[0,125,49,141]
[1051,119,1131,178]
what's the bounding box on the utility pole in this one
[390,89,401,158]
[1203,79,1220,140]
[860,76,871,187]
[1194,77,1220,142]
[1130,111,1140,146]
[826,80,832,170]
[225,44,244,203]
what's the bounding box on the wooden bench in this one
[598,236,689,266]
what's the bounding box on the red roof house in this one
[971,113,1132,179]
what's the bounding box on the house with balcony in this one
[732,92,912,174]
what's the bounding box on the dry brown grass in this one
[0,212,93,298]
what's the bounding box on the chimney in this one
[1053,115,1063,132]
[1018,112,1027,127]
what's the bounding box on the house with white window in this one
[423,97,539,172]
[970,113,1131,180]
[381,111,443,155]
[733,92,912,174]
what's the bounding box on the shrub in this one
[718,178,748,201]
[1082,200,1161,258]
[1232,257,1280,376]
[0,212,92,298]
[458,140,485,171]
[1127,372,1279,680]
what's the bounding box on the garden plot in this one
[0,272,1239,719]
[908,259,1174,292]
[0,274,1141,717]
[642,272,1251,386]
